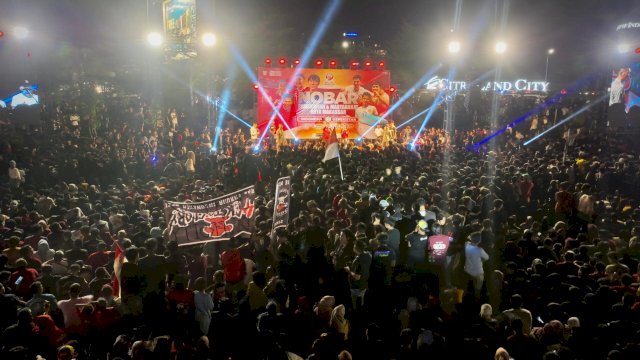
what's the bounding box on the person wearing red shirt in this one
[9,258,39,298]
[86,242,110,270]
[167,277,195,315]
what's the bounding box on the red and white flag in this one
[111,241,127,298]
[322,127,340,163]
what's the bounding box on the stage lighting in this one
[364,60,372,68]
[278,58,286,65]
[448,41,461,54]
[202,33,216,47]
[378,61,385,68]
[495,41,507,54]
[147,32,162,47]
[329,59,337,68]
[264,58,272,65]
[315,59,323,67]
[253,84,259,90]
[294,59,300,65]
[618,43,631,54]
[350,61,359,68]
[389,86,396,93]
[548,48,555,55]
[13,26,29,39]
[342,40,349,49]
[0,31,4,38]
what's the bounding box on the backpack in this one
[221,249,246,284]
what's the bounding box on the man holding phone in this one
[9,258,39,298]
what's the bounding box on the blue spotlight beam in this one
[377,64,443,121]
[278,0,342,95]
[524,94,608,146]
[397,105,434,129]
[411,65,457,147]
[229,46,298,142]
[410,94,445,147]
[471,73,599,150]
[153,66,252,131]
[397,69,495,130]
[221,108,251,128]
[212,65,237,151]
[230,1,343,147]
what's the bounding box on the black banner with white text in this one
[164,186,256,245]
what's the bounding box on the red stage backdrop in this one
[256,67,391,139]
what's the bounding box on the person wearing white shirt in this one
[464,232,489,296]
[8,160,23,189]
[57,283,93,330]
[341,75,372,104]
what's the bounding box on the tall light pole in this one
[545,48,554,83]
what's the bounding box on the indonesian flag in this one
[111,241,127,298]
[323,127,340,163]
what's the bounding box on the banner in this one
[271,177,291,238]
[164,186,256,245]
[256,67,391,139]
[163,0,197,59]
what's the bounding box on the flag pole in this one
[338,154,344,181]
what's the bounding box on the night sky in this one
[1,0,639,93]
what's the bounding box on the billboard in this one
[1,82,39,109]
[608,20,640,126]
[256,67,391,139]
[163,0,197,59]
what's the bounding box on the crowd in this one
[1,92,640,360]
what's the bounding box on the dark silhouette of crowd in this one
[1,93,640,360]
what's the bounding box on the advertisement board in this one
[163,0,197,59]
[608,20,640,126]
[256,67,391,139]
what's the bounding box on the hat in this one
[418,220,428,230]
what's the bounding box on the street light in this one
[147,32,163,47]
[448,41,461,54]
[202,32,216,47]
[13,26,29,39]
[495,41,507,54]
[545,48,555,83]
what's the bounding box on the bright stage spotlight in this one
[147,32,163,47]
[495,41,507,54]
[618,43,631,54]
[202,32,217,47]
[448,41,461,54]
[548,48,555,55]
[13,26,29,39]
[342,40,349,49]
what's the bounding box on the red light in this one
[315,59,323,66]
[378,61,385,68]
[560,89,567,95]
[294,59,300,65]
[389,86,396,93]
[278,58,286,65]
[264,58,271,65]
[329,60,337,67]
[364,61,372,67]
[0,31,4,38]
[636,47,640,54]
[253,84,259,90]
[351,61,358,67]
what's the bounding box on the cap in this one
[418,220,428,230]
